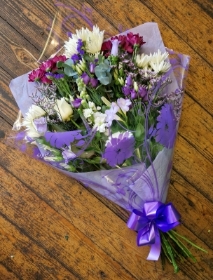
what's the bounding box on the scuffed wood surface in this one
[0,0,213,279]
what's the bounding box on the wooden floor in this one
[0,0,213,279]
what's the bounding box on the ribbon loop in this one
[127,201,180,260]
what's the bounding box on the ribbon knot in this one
[127,201,180,260]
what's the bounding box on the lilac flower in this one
[81,72,90,85]
[155,103,177,148]
[102,131,135,167]
[90,77,98,88]
[72,98,82,108]
[62,149,76,164]
[105,102,120,126]
[138,86,148,100]
[111,39,119,56]
[122,86,131,96]
[89,62,96,73]
[130,89,137,99]
[77,39,84,55]
[117,98,131,112]
[126,75,133,86]
[33,117,47,134]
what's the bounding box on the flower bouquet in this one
[9,22,205,272]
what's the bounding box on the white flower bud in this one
[54,98,73,121]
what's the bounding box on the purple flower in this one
[138,86,148,100]
[46,72,64,79]
[89,62,96,73]
[77,39,84,55]
[111,39,119,56]
[90,77,98,88]
[81,72,90,85]
[155,104,177,148]
[33,117,47,135]
[126,75,133,86]
[72,98,82,108]
[122,86,131,96]
[71,54,80,63]
[130,89,137,99]
[102,131,135,167]
[62,149,76,164]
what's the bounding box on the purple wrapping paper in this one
[9,23,189,211]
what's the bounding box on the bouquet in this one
[9,22,205,272]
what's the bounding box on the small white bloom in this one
[117,98,132,112]
[88,101,96,109]
[83,108,93,119]
[22,105,46,138]
[54,98,73,121]
[93,112,107,132]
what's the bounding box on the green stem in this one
[70,118,80,129]
[170,230,208,253]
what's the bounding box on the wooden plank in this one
[0,163,140,280]
[0,215,81,279]
[0,264,19,280]
[0,119,190,279]
[140,0,213,65]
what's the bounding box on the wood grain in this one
[0,0,213,279]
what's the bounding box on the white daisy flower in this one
[22,105,46,138]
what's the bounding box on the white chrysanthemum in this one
[22,105,46,138]
[149,50,169,64]
[135,53,150,68]
[64,25,104,57]
[150,60,171,73]
[85,25,104,54]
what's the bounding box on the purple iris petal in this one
[33,117,47,134]
[102,132,135,167]
[45,130,85,148]
[155,104,177,149]
[90,77,98,88]
[72,98,82,108]
[81,72,90,85]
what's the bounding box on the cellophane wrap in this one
[9,22,189,212]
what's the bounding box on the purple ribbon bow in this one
[127,201,180,260]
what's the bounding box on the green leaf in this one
[135,123,145,140]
